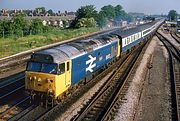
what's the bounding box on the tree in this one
[114,5,123,17]
[47,9,54,16]
[70,5,98,28]
[35,7,46,15]
[168,10,178,21]
[0,20,3,32]
[1,20,14,36]
[63,20,69,28]
[12,13,27,36]
[76,17,96,28]
[96,11,107,28]
[75,5,98,20]
[30,19,44,34]
[100,5,115,19]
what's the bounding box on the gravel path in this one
[113,36,171,121]
[133,38,171,121]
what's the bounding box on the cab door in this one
[65,60,71,87]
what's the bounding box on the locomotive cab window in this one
[58,63,65,74]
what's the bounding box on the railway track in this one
[156,32,180,121]
[156,32,180,61]
[175,32,180,39]
[0,73,25,100]
[170,32,180,44]
[0,72,32,120]
[0,96,32,120]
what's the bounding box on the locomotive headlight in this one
[29,76,32,81]
[37,78,42,82]
[47,79,51,83]
[46,78,53,83]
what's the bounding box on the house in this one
[107,20,113,28]
[42,20,47,26]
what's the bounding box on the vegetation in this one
[98,5,133,25]
[0,27,99,58]
[71,4,132,28]
[168,10,178,21]
[0,13,48,38]
[70,5,98,28]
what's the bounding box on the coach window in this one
[58,63,65,74]
[131,36,133,42]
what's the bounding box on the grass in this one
[0,27,99,58]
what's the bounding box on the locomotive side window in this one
[67,62,69,71]
[59,63,65,74]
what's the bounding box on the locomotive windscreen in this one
[27,61,58,74]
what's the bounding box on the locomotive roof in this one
[32,34,118,63]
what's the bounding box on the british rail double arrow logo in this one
[86,55,96,73]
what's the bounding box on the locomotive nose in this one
[25,72,55,93]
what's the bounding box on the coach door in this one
[65,60,71,87]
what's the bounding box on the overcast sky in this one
[0,0,180,15]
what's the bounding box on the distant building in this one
[165,21,177,27]
[120,21,128,27]
[2,9,9,16]
[107,20,113,28]
[42,20,47,26]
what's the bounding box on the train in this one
[25,20,163,106]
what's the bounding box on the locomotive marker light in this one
[86,55,96,73]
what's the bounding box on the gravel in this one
[133,36,171,121]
